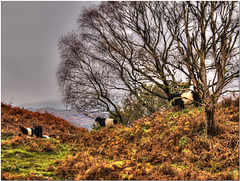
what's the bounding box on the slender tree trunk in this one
[205,103,216,136]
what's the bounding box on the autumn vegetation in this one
[1,96,239,180]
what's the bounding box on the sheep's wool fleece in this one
[181,91,193,104]
[105,119,114,126]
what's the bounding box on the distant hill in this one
[17,100,95,130]
[16,100,67,110]
[27,107,95,130]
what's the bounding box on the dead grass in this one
[1,97,239,180]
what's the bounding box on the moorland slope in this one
[1,97,239,180]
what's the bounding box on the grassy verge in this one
[1,136,71,180]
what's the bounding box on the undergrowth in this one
[1,96,239,180]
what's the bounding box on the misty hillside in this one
[16,100,67,110]
[1,97,239,180]
[17,100,96,130]
[27,107,95,130]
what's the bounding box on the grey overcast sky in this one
[1,1,100,106]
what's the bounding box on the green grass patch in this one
[168,120,175,126]
[1,138,71,180]
[141,157,149,162]
[168,112,180,118]
[171,162,189,172]
[182,109,189,113]
[1,132,15,141]
[171,125,178,131]
[179,135,187,146]
[143,127,149,133]
[197,106,205,113]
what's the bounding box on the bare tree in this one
[164,1,239,135]
[57,1,238,134]
[79,2,177,99]
[57,1,181,122]
[57,32,125,122]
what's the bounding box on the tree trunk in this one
[205,104,216,136]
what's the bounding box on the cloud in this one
[1,1,100,106]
